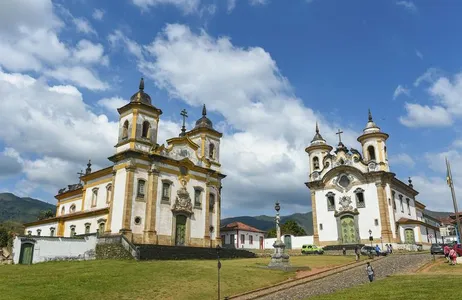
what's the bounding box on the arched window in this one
[99,223,105,234]
[106,184,112,204]
[209,143,215,159]
[70,226,76,237]
[313,156,320,170]
[367,145,376,161]
[61,206,65,215]
[85,223,91,234]
[70,204,76,213]
[137,179,146,198]
[194,187,203,208]
[37,229,41,236]
[91,188,98,207]
[122,120,129,139]
[50,227,55,237]
[141,121,150,138]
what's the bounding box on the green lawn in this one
[0,255,353,300]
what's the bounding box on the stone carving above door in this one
[171,186,193,215]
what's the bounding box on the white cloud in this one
[416,50,423,60]
[0,0,108,90]
[73,17,97,35]
[249,0,269,5]
[393,85,410,100]
[396,1,417,13]
[389,153,415,168]
[73,40,109,66]
[92,9,105,21]
[44,66,109,91]
[399,103,452,127]
[429,74,462,116]
[97,97,129,114]
[110,24,363,213]
[108,30,144,60]
[411,176,459,212]
[131,0,200,14]
[0,68,183,195]
[414,68,440,87]
[227,0,237,12]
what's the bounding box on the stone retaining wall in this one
[137,245,257,260]
[95,244,133,260]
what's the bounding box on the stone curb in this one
[228,256,386,300]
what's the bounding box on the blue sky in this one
[1,0,462,218]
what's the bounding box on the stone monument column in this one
[268,201,290,269]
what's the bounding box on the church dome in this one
[363,109,381,134]
[194,104,213,129]
[311,122,327,144]
[130,78,152,105]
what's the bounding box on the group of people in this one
[444,244,458,265]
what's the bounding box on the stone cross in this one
[180,109,188,136]
[336,129,343,144]
[77,170,85,184]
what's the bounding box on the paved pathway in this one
[258,254,431,300]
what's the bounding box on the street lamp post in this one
[368,229,373,247]
[216,245,221,300]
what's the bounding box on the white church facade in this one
[305,111,441,247]
[24,79,226,248]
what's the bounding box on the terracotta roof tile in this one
[220,222,265,233]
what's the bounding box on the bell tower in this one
[357,110,389,172]
[305,123,333,181]
[115,78,163,154]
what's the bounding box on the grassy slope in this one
[0,256,352,300]
[0,193,55,223]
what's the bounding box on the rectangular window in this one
[406,198,411,215]
[221,235,225,244]
[209,193,216,212]
[240,234,245,245]
[137,180,145,197]
[374,219,379,226]
[320,223,323,230]
[327,193,335,211]
[194,189,202,207]
[162,183,170,202]
[399,195,404,212]
[249,235,253,245]
[230,234,235,245]
[356,192,365,208]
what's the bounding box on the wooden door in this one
[19,243,34,265]
[175,215,187,246]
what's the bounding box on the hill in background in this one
[0,193,55,223]
[221,212,314,236]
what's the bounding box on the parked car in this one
[360,246,387,256]
[430,243,445,255]
[301,244,324,255]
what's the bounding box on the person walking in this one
[389,244,393,254]
[444,245,450,263]
[342,247,346,256]
[355,245,360,261]
[449,247,457,266]
[366,262,375,282]
[375,244,381,257]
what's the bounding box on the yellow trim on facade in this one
[83,177,112,189]
[58,196,83,205]
[80,166,113,183]
[55,188,82,201]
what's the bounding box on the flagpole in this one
[446,158,462,244]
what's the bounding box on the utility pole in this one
[446,158,462,244]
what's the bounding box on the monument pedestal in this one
[268,240,290,270]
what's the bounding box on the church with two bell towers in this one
[24,78,226,248]
[305,111,441,248]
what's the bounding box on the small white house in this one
[220,222,265,249]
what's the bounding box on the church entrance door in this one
[404,228,415,244]
[19,243,34,265]
[175,215,187,246]
[340,216,356,244]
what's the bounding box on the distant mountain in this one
[0,193,55,223]
[221,212,314,236]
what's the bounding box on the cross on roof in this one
[180,109,188,136]
[77,170,85,184]
[336,129,343,144]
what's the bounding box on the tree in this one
[0,228,7,248]
[265,220,306,238]
[37,209,55,220]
